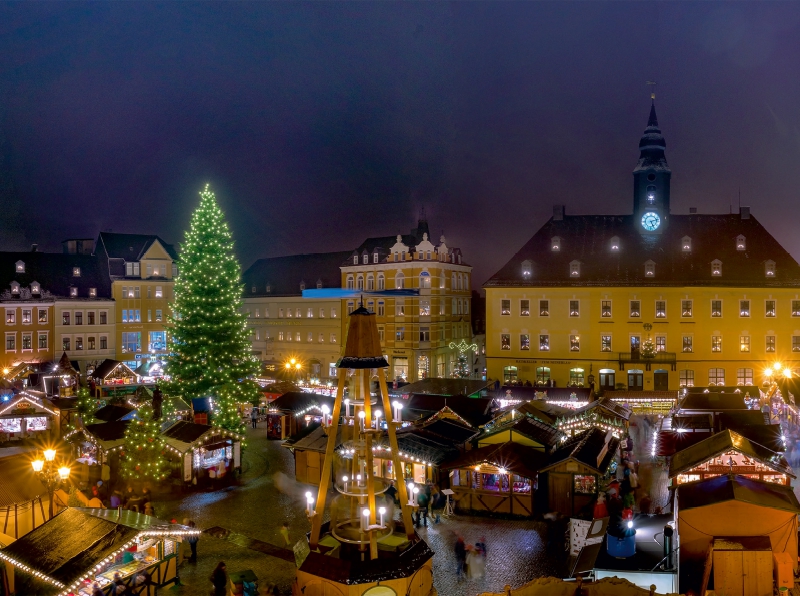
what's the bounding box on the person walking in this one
[415,490,429,527]
[186,521,199,563]
[454,534,467,580]
[209,561,228,596]
[250,407,259,429]
[385,480,398,505]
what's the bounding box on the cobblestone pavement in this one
[157,424,563,595]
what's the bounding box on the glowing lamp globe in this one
[31,459,44,472]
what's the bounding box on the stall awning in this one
[439,442,546,480]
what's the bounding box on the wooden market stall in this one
[266,391,334,440]
[91,360,137,398]
[0,456,47,539]
[538,427,620,517]
[669,429,793,487]
[676,474,800,595]
[476,415,564,453]
[554,397,630,438]
[0,392,59,442]
[160,421,244,488]
[0,507,199,596]
[439,442,545,517]
[65,421,128,486]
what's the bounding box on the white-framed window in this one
[419,271,431,288]
[419,327,430,342]
[419,300,430,316]
[75,311,83,325]
[377,301,385,316]
[61,336,69,351]
[21,333,31,351]
[346,275,354,290]
[520,334,530,350]
[155,286,163,298]
[331,307,337,318]
[765,260,776,277]
[539,335,549,351]
[89,287,97,297]
[155,309,162,322]
[10,282,19,295]
[319,307,324,318]
[501,300,511,315]
[347,301,355,315]
[15,260,24,273]
[520,300,530,316]
[38,332,48,349]
[70,287,78,297]
[295,332,301,342]
[712,259,722,276]
[681,300,693,317]
[630,300,640,317]
[306,308,313,318]
[736,235,746,251]
[766,336,776,353]
[366,274,374,291]
[679,369,695,388]
[644,260,655,277]
[22,309,32,324]
[395,300,405,316]
[551,237,561,251]
[500,334,510,350]
[31,282,40,293]
[377,274,385,290]
[766,300,776,317]
[353,255,358,265]
[740,335,750,352]
[655,300,666,318]
[569,300,579,317]
[373,252,379,264]
[740,300,750,317]
[570,334,580,351]
[601,300,611,318]
[737,368,753,386]
[601,335,612,352]
[87,311,95,325]
[395,272,405,289]
[38,308,48,323]
[682,336,693,353]
[539,300,549,316]
[709,368,725,386]
[655,336,666,352]
[74,336,83,350]
[363,254,368,265]
[396,327,405,341]
[712,300,722,317]
[681,236,692,252]
[278,331,284,341]
[569,260,580,277]
[356,275,364,290]
[712,336,722,352]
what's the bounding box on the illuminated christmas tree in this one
[453,353,470,379]
[75,385,102,427]
[641,337,656,359]
[120,403,169,482]
[165,185,259,432]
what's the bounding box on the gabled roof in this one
[93,404,133,422]
[401,394,495,428]
[394,428,461,465]
[161,420,214,444]
[414,417,479,444]
[84,420,129,443]
[678,392,748,412]
[91,359,135,380]
[677,474,800,513]
[242,251,352,297]
[568,397,631,421]
[439,442,546,480]
[669,429,793,478]
[97,232,178,261]
[0,251,111,299]
[492,399,573,427]
[543,428,620,474]
[399,378,491,398]
[269,391,334,414]
[479,416,564,449]
[485,213,800,288]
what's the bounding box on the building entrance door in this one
[628,370,643,391]
[599,369,615,392]
[654,370,668,391]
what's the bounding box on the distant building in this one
[485,101,800,390]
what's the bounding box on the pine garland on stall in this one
[165,185,260,433]
[120,403,169,482]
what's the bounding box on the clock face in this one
[641,212,661,231]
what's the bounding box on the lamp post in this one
[31,448,71,519]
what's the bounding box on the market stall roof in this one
[492,399,573,426]
[717,410,770,428]
[401,394,495,427]
[160,420,243,453]
[91,359,135,381]
[0,392,59,418]
[655,430,713,457]
[285,425,343,453]
[77,421,130,451]
[493,385,593,404]
[671,414,713,431]
[0,507,196,592]
[269,391,334,414]
[677,473,800,513]
[668,428,793,478]
[478,416,565,449]
[0,456,46,507]
[725,424,784,453]
[439,442,546,479]
[541,427,620,474]
[164,395,192,413]
[395,427,463,465]
[94,404,133,422]
[132,361,164,377]
[48,397,78,412]
[678,392,747,412]
[568,397,631,421]
[398,378,492,398]
[411,417,479,444]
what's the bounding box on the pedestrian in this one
[251,407,258,429]
[91,583,105,596]
[467,544,485,578]
[186,521,199,563]
[416,490,429,527]
[280,522,290,546]
[385,480,398,505]
[209,561,228,596]
[454,534,467,580]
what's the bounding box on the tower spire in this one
[633,93,672,230]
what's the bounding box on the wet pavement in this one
[157,423,563,595]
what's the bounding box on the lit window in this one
[501,334,510,350]
[395,272,405,289]
[737,368,753,386]
[72,267,81,277]
[740,300,750,317]
[551,237,561,251]
[644,260,655,277]
[681,300,692,317]
[629,301,640,317]
[70,287,78,297]
[569,300,580,317]
[601,335,612,352]
[709,368,725,386]
[521,260,532,278]
[712,336,722,353]
[520,300,530,316]
[569,368,585,386]
[347,301,355,315]
[655,300,666,318]
[155,286,163,298]
[740,335,750,352]
[601,301,611,317]
[520,334,530,350]
[31,282,40,293]
[10,282,19,294]
[765,260,775,277]
[501,300,511,315]
[15,261,24,273]
[646,185,656,203]
[610,236,620,251]
[711,260,722,276]
[539,335,550,351]
[570,335,580,352]
[711,300,722,317]
[679,370,694,388]
[681,236,691,252]
[89,288,97,297]
[766,336,776,353]
[655,336,666,352]
[539,300,549,316]
[736,235,746,251]
[569,260,580,277]
[793,336,800,352]
[682,336,693,353]
[766,300,776,317]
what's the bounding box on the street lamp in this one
[31,448,71,519]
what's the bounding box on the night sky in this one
[1,3,799,286]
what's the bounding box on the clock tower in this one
[633,100,671,233]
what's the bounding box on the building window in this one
[75,312,83,325]
[520,300,530,316]
[363,254,368,265]
[709,368,725,386]
[353,255,358,265]
[682,336,693,353]
[419,272,431,289]
[88,287,97,297]
[644,260,655,277]
[766,336,776,353]
[601,301,611,318]
[712,336,722,352]
[740,300,750,317]
[712,260,722,276]
[536,367,551,384]
[794,336,800,352]
[38,309,48,323]
[569,368,585,387]
[551,237,560,251]
[154,286,163,298]
[681,300,693,317]
[21,333,31,350]
[630,301,640,318]
[356,275,364,290]
[765,261,776,277]
[20,309,31,324]
[539,335,550,351]
[519,334,530,350]
[100,336,107,350]
[62,312,70,325]
[765,300,776,317]
[376,301,385,316]
[569,300,580,317]
[501,334,511,350]
[419,327,430,342]
[331,308,337,318]
[366,274,374,291]
[655,336,666,352]
[681,236,692,252]
[601,335,612,352]
[521,260,532,278]
[501,300,511,316]
[679,369,695,388]
[99,311,107,325]
[396,327,405,341]
[711,300,722,317]
[373,252,379,264]
[737,368,753,386]
[61,337,69,351]
[295,332,301,342]
[15,261,24,273]
[75,336,83,350]
[87,311,95,325]
[38,333,48,349]
[70,287,77,297]
[347,301,355,315]
[419,300,430,316]
[570,334,580,352]
[395,301,405,317]
[278,332,284,341]
[72,267,81,277]
[610,236,620,251]
[539,300,549,316]
[655,300,666,318]
[155,309,162,322]
[569,261,580,277]
[736,235,746,251]
[88,336,96,350]
[395,272,405,290]
[740,336,750,352]
[121,332,141,352]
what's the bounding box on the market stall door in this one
[713,547,772,596]
[548,473,572,516]
[306,451,321,484]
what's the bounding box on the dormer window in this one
[373,252,379,264]
[31,282,40,294]
[569,260,580,277]
[765,260,776,277]
[11,282,20,294]
[251,286,256,293]
[266,284,271,293]
[644,260,655,277]
[72,267,81,277]
[521,260,532,278]
[353,255,358,265]
[15,261,25,273]
[646,185,656,204]
[300,281,306,291]
[736,235,746,251]
[70,287,78,297]
[681,236,692,252]
[712,259,722,276]
[317,279,323,289]
[362,254,368,264]
[551,237,561,252]
[610,236,620,252]
[89,288,97,297]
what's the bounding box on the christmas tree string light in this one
[120,402,169,482]
[165,185,258,435]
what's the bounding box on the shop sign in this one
[391,350,407,355]
[514,359,573,365]
[16,401,31,409]
[706,465,756,473]
[135,353,169,359]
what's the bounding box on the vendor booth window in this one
[413,464,426,483]
[573,475,597,494]
[393,358,408,381]
[512,475,531,493]
[677,473,701,484]
[471,471,481,490]
[481,473,509,492]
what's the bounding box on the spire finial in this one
[647,80,656,103]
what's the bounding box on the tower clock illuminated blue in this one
[641,212,661,231]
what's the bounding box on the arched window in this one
[395,272,405,289]
[419,271,431,288]
[366,274,374,290]
[377,273,385,290]
[451,272,457,290]
[356,275,364,290]
[346,275,354,290]
[503,366,518,383]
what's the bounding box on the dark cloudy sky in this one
[1,2,799,285]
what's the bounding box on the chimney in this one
[740,206,750,220]
[31,243,38,252]
[553,205,565,221]
[689,207,697,214]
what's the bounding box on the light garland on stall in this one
[555,411,624,438]
[0,552,65,589]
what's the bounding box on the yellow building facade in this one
[485,102,800,392]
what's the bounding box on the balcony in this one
[617,351,677,371]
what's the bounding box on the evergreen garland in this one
[165,185,260,432]
[120,403,169,482]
